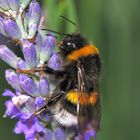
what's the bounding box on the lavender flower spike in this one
[0,45,18,68]
[4,18,21,39]
[0,0,97,139]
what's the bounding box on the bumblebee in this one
[42,33,101,138]
[18,26,101,139]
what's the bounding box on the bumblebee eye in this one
[67,42,71,46]
[67,42,76,48]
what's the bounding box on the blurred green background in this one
[0,0,140,140]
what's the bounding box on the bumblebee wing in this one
[90,96,101,132]
[78,96,101,133]
[77,62,101,135]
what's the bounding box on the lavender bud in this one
[39,77,50,97]
[19,74,39,97]
[48,52,61,70]
[22,40,37,68]
[0,17,6,36]
[0,0,10,10]
[7,0,20,11]
[5,69,21,91]
[40,36,55,64]
[28,0,41,28]
[4,18,21,39]
[0,45,18,68]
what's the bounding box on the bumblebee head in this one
[58,34,88,57]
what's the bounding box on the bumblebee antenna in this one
[42,29,71,36]
[42,16,78,36]
[60,15,77,27]
[60,15,78,32]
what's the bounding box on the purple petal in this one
[28,0,41,27]
[20,112,33,120]
[84,127,96,140]
[54,128,66,140]
[4,18,21,39]
[2,89,15,97]
[39,77,50,97]
[48,52,61,70]
[19,112,36,128]
[15,116,44,139]
[35,97,45,107]
[14,121,27,134]
[0,45,18,68]
[40,36,55,64]
[24,121,44,140]
[4,100,20,117]
[19,74,39,96]
[24,129,35,140]
[14,120,35,139]
[32,121,44,132]
[22,40,37,68]
[5,69,21,91]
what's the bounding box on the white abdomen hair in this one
[54,109,78,127]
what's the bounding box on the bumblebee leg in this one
[46,91,65,106]
[44,66,66,77]
[28,105,48,128]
